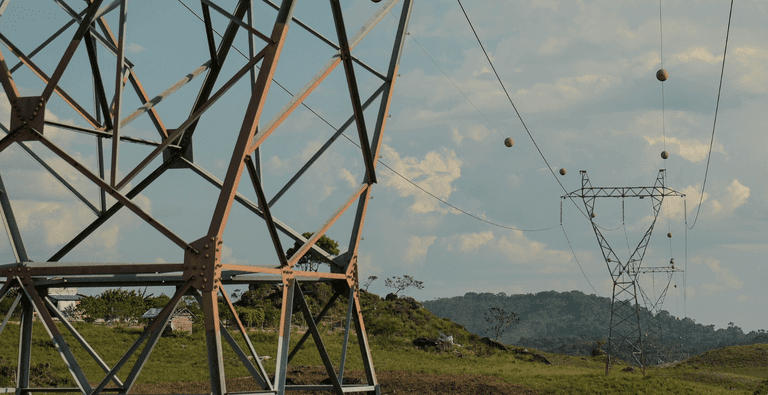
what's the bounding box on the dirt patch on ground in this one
[133,365,538,394]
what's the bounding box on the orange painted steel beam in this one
[205,21,291,239]
[0,32,101,128]
[114,45,268,192]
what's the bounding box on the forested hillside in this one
[423,290,768,360]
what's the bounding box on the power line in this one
[455,0,594,226]
[560,220,601,296]
[177,0,557,233]
[688,0,734,230]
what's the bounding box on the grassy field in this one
[1,320,768,394]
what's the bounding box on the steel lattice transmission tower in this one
[563,169,683,375]
[0,0,413,394]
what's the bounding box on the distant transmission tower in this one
[563,169,683,375]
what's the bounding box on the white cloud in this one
[664,184,708,221]
[339,168,357,187]
[514,74,621,114]
[403,235,436,264]
[457,230,495,253]
[495,229,572,265]
[380,144,462,215]
[676,47,723,64]
[538,36,570,55]
[644,135,725,163]
[220,244,248,265]
[708,179,749,217]
[358,254,381,278]
[451,124,490,146]
[694,257,744,295]
[127,43,146,53]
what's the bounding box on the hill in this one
[423,290,768,360]
[2,288,767,394]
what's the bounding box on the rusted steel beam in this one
[184,158,339,266]
[244,155,289,267]
[347,0,413,274]
[202,288,227,395]
[0,47,19,101]
[0,262,184,277]
[90,13,169,139]
[9,10,84,74]
[32,130,194,253]
[17,293,33,390]
[85,33,115,131]
[274,277,295,392]
[0,32,101,128]
[286,184,368,269]
[268,84,386,208]
[287,289,342,363]
[53,0,133,68]
[110,0,128,187]
[40,0,105,103]
[353,291,377,388]
[338,286,356,382]
[44,297,125,388]
[201,2,220,70]
[48,156,175,262]
[91,280,193,395]
[114,46,268,191]
[205,2,295,240]
[330,0,377,184]
[0,127,29,154]
[0,174,29,262]
[203,0,272,43]
[0,128,101,216]
[126,71,170,139]
[261,0,386,80]
[247,0,401,156]
[176,0,253,157]
[120,61,211,129]
[93,0,122,20]
[294,284,343,394]
[218,285,272,390]
[0,293,20,336]
[121,291,185,394]
[44,120,174,148]
[19,281,93,393]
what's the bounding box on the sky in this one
[0,0,767,333]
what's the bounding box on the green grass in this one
[1,314,767,394]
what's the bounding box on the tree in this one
[77,289,147,324]
[235,306,265,329]
[384,275,424,296]
[286,232,340,272]
[485,307,519,341]
[362,276,378,291]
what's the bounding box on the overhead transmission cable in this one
[177,0,557,233]
[687,0,734,230]
[455,1,598,225]
[456,0,608,291]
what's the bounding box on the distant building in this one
[48,288,82,318]
[141,307,196,334]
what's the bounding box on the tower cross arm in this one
[562,186,685,199]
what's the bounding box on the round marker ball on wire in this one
[591,212,596,218]
[559,168,567,176]
[504,137,514,147]
[667,232,672,238]
[661,150,669,159]
[656,69,668,81]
